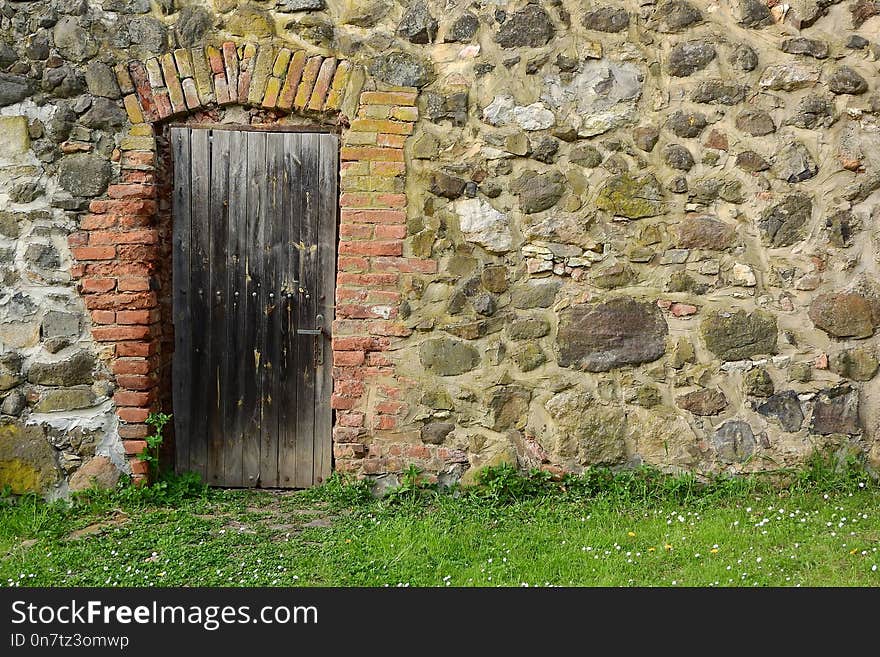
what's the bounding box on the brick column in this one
[331,90,437,474]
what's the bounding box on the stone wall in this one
[2,0,880,495]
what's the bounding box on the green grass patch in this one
[2,456,880,587]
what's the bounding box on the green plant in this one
[383,465,437,505]
[139,411,171,482]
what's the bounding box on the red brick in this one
[117,215,154,228]
[367,290,401,304]
[123,439,148,455]
[107,184,156,199]
[89,229,158,245]
[71,245,116,261]
[376,400,407,414]
[360,91,417,106]
[339,224,374,239]
[333,350,365,366]
[334,379,366,396]
[84,292,157,310]
[115,374,156,391]
[340,209,405,224]
[337,412,365,428]
[122,170,155,184]
[336,304,396,320]
[119,423,150,439]
[336,272,399,287]
[116,309,152,324]
[118,276,152,292]
[336,287,367,303]
[113,359,151,375]
[93,325,151,342]
[331,394,356,410]
[374,225,407,239]
[115,390,154,407]
[333,443,366,459]
[130,459,149,475]
[81,277,117,293]
[90,198,157,214]
[90,310,116,324]
[338,240,402,257]
[117,341,156,357]
[333,336,379,351]
[373,415,397,430]
[377,133,407,149]
[118,406,150,423]
[119,151,156,170]
[337,256,368,272]
[339,192,371,207]
[84,262,152,277]
[374,193,406,207]
[116,244,159,262]
[367,352,392,366]
[67,231,89,247]
[81,214,117,230]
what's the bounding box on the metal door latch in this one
[296,314,325,364]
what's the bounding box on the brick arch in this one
[69,40,433,483]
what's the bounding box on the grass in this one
[1,456,880,587]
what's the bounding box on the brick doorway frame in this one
[68,41,429,483]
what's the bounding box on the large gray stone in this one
[811,386,860,435]
[175,6,215,47]
[773,142,818,183]
[34,387,96,413]
[513,171,565,214]
[421,422,454,445]
[667,41,716,77]
[0,353,23,391]
[736,109,776,136]
[27,350,95,387]
[0,74,33,107]
[667,110,707,138]
[53,17,97,62]
[711,420,756,463]
[369,51,433,88]
[419,338,480,376]
[759,193,812,247]
[58,154,111,198]
[830,348,879,381]
[756,391,804,432]
[397,1,437,44]
[510,280,561,309]
[496,5,555,48]
[759,64,819,91]
[652,0,702,31]
[828,66,868,95]
[690,80,747,105]
[582,7,630,32]
[454,198,511,253]
[544,391,628,465]
[85,62,121,99]
[737,0,772,26]
[557,298,668,372]
[701,309,777,361]
[41,311,80,339]
[447,12,479,42]
[781,37,829,59]
[506,316,550,340]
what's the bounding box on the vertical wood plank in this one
[224,129,248,487]
[314,133,338,485]
[188,128,211,481]
[207,129,229,485]
[259,134,283,488]
[171,127,192,476]
[294,133,319,488]
[278,132,302,486]
[243,131,267,486]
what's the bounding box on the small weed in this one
[139,412,172,482]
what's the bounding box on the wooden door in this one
[170,127,337,488]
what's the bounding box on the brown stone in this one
[809,292,880,339]
[68,455,121,492]
[676,214,737,250]
[676,388,727,415]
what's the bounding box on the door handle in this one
[296,315,324,365]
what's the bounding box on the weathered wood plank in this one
[242,131,267,486]
[224,129,248,487]
[171,127,192,476]
[314,133,338,485]
[207,129,230,485]
[259,133,283,488]
[294,133,319,488]
[278,132,302,487]
[188,128,211,480]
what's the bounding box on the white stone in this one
[482,94,515,126]
[758,64,819,91]
[732,262,757,287]
[512,102,555,130]
[455,198,513,253]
